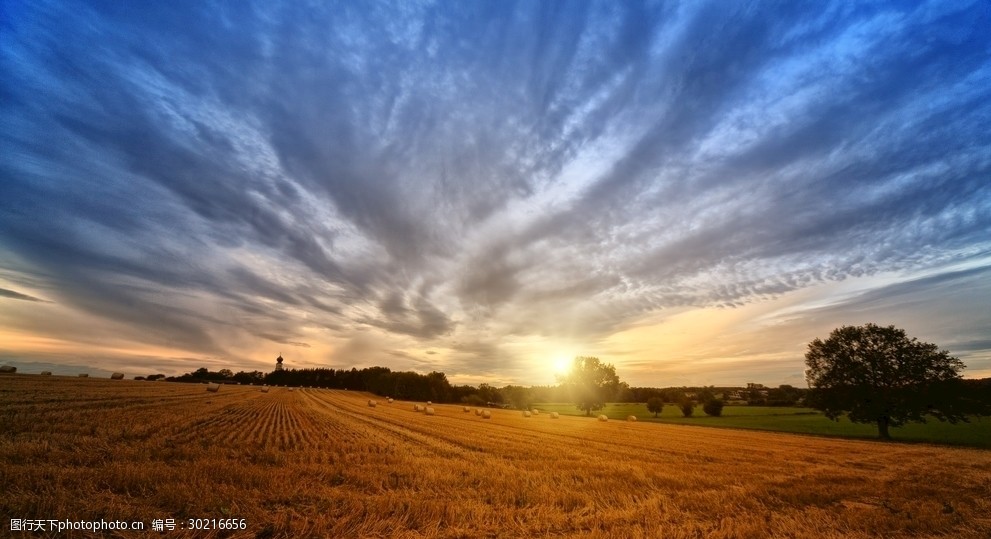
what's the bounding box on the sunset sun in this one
[552,356,572,376]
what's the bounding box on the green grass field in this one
[533,402,991,448]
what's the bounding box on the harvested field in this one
[1,375,989,538]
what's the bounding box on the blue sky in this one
[1,0,989,386]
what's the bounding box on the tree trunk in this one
[877,417,891,440]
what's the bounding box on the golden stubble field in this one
[1,376,989,538]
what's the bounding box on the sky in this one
[1,0,989,387]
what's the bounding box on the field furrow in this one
[1,376,988,539]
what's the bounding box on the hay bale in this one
[531,409,539,415]
[261,386,270,393]
[368,399,377,407]
[40,371,52,376]
[424,406,435,416]
[474,408,481,416]
[598,414,608,422]
[627,415,637,422]
[288,388,295,392]
[463,406,471,413]
[481,410,492,419]
[206,382,220,392]
[387,398,394,403]
[78,373,89,378]
[413,404,422,412]
[426,401,432,405]
[522,411,532,417]
[0,365,17,374]
[110,372,124,380]
[550,412,559,419]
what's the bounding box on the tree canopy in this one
[805,323,968,439]
[646,397,664,418]
[559,356,621,416]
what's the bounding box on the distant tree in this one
[766,384,802,406]
[646,397,664,418]
[501,385,532,410]
[217,368,234,379]
[745,383,767,406]
[678,398,694,417]
[805,323,969,440]
[703,398,724,417]
[559,356,622,417]
[615,382,634,403]
[476,383,501,404]
[232,370,265,385]
[426,371,452,402]
[958,379,991,414]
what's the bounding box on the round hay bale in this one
[0,365,17,374]
[78,373,89,378]
[474,408,481,416]
[413,404,422,412]
[597,414,608,422]
[463,406,471,413]
[627,415,637,422]
[531,409,539,415]
[522,411,532,417]
[481,410,492,419]
[426,401,432,405]
[206,382,220,392]
[110,372,124,380]
[40,371,52,376]
[368,399,377,407]
[387,398,394,403]
[261,386,270,393]
[424,406,435,416]
[550,412,559,419]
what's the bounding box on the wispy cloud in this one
[1,0,989,383]
[0,288,48,302]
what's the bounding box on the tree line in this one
[141,365,824,409]
[139,323,991,440]
[138,362,989,421]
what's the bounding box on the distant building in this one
[275,354,284,371]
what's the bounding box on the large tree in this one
[559,356,621,417]
[805,323,967,440]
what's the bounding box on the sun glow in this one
[552,355,572,376]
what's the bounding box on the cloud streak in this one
[0,288,48,302]
[1,0,989,383]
